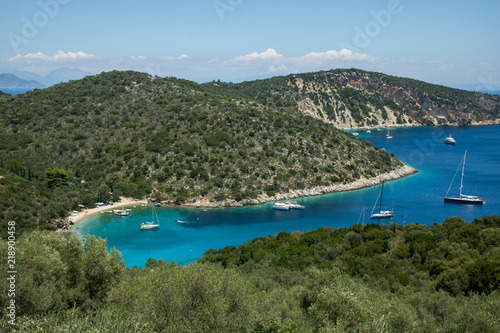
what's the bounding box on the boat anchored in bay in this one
[370,182,394,219]
[141,205,160,230]
[444,134,456,145]
[444,150,485,204]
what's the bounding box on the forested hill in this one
[0,70,403,235]
[205,69,500,128]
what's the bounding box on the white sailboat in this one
[272,179,292,210]
[370,182,394,219]
[386,127,393,139]
[272,202,291,210]
[286,177,305,210]
[141,205,160,230]
[444,150,485,204]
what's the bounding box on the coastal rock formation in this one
[183,164,417,208]
[208,69,500,129]
[289,70,500,129]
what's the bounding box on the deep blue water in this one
[0,88,35,94]
[72,125,500,268]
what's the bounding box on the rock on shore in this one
[183,164,418,208]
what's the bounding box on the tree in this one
[45,167,70,188]
[97,182,110,203]
[83,236,125,304]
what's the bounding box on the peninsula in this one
[0,69,496,235]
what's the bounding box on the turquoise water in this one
[72,125,500,268]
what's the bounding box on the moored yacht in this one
[272,202,291,210]
[141,205,160,230]
[444,150,484,204]
[444,134,456,145]
[370,182,394,219]
[114,209,129,216]
[286,201,305,210]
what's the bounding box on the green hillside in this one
[0,70,402,235]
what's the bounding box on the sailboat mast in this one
[460,150,467,197]
[379,182,384,213]
[363,206,365,225]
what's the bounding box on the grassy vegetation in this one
[1,215,499,332]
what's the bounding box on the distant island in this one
[0,73,46,89]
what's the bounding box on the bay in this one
[72,125,500,268]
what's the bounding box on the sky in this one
[1,0,499,90]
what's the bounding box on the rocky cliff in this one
[209,69,500,129]
[288,69,500,128]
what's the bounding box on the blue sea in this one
[72,125,500,268]
[0,88,35,95]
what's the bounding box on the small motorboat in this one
[444,134,456,145]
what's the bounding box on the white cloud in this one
[231,48,284,63]
[294,49,377,64]
[267,64,287,74]
[425,60,456,71]
[8,50,99,62]
[162,54,189,61]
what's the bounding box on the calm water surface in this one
[72,125,500,267]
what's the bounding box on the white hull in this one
[140,223,159,230]
[444,195,484,204]
[286,201,305,210]
[141,205,160,230]
[371,211,394,219]
[272,203,291,210]
[444,134,456,145]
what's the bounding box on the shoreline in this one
[339,120,500,131]
[65,198,145,231]
[182,164,418,209]
[67,164,417,228]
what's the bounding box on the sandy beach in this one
[69,197,146,227]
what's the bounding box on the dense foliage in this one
[0,70,402,235]
[201,215,500,297]
[1,215,499,332]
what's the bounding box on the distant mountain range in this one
[0,67,94,89]
[0,73,46,89]
[15,67,94,86]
